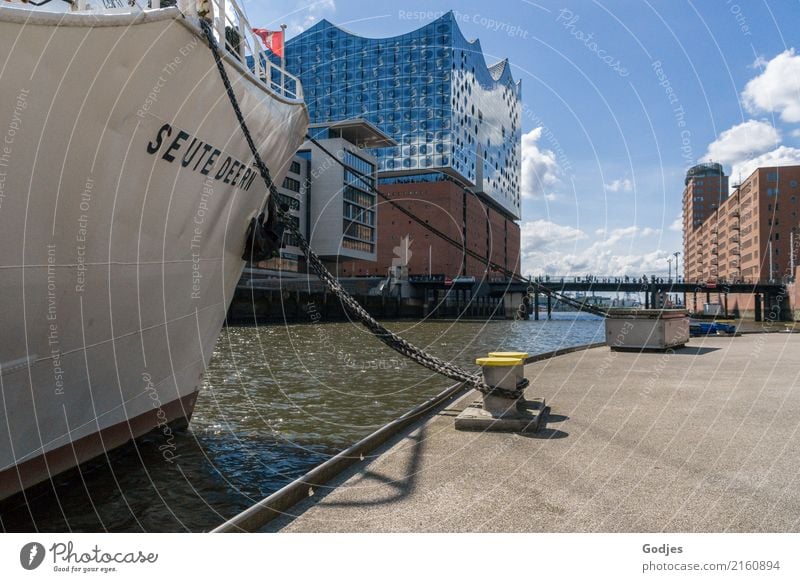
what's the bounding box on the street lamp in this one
[673,251,681,281]
[667,257,673,281]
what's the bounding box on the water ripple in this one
[2,315,603,531]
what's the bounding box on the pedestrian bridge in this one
[488,278,791,322]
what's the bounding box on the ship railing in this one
[152,0,303,101]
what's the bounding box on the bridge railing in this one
[509,275,790,287]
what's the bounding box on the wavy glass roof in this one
[286,11,522,218]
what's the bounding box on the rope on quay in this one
[200,20,528,399]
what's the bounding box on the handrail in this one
[148,0,302,100]
[205,0,303,100]
[5,0,303,101]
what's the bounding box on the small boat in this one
[689,321,737,336]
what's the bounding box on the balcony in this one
[730,209,740,218]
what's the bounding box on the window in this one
[343,202,374,225]
[289,160,301,175]
[343,185,374,208]
[284,232,300,248]
[277,193,300,211]
[343,150,375,177]
[344,169,374,191]
[767,172,778,182]
[341,238,374,253]
[767,188,779,197]
[343,219,374,242]
[282,177,301,192]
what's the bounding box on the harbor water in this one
[1,314,603,532]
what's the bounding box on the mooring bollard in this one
[487,351,529,388]
[475,355,526,416]
[455,350,546,433]
[488,351,529,359]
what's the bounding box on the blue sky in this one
[242,0,800,277]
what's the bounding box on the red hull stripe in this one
[0,391,198,501]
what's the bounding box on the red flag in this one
[252,28,284,58]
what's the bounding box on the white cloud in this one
[742,49,800,123]
[604,178,633,193]
[520,222,667,276]
[595,225,659,247]
[521,127,560,200]
[703,120,780,167]
[523,247,670,277]
[669,214,682,232]
[730,146,800,184]
[298,0,336,32]
[792,128,800,138]
[261,0,337,35]
[520,219,586,252]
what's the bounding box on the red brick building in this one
[337,179,521,279]
[683,163,800,315]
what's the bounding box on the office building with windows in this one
[256,119,390,272]
[682,164,800,315]
[284,12,522,278]
[302,120,393,264]
[260,155,307,272]
[682,162,729,282]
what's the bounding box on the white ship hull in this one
[0,6,307,500]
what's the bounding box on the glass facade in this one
[341,150,376,252]
[285,11,522,218]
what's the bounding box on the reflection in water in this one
[1,314,603,532]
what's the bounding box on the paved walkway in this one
[267,333,800,532]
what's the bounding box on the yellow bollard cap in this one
[488,351,529,360]
[475,356,523,367]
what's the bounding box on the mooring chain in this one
[200,21,526,399]
[303,134,611,320]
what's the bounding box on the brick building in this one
[683,163,800,314]
[337,178,520,278]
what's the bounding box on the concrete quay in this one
[265,332,800,533]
